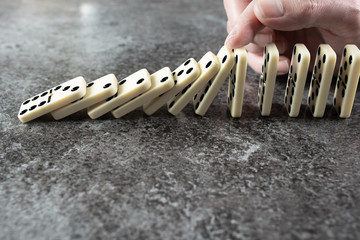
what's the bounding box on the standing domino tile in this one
[143,58,200,116]
[333,45,360,118]
[193,46,235,116]
[307,44,336,117]
[167,52,220,116]
[88,69,151,119]
[18,77,86,123]
[51,74,118,120]
[258,43,279,116]
[284,44,310,117]
[228,48,247,118]
[112,67,175,118]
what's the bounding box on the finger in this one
[253,0,360,35]
[225,1,264,49]
[224,0,253,21]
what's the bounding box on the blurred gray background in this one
[0,0,359,239]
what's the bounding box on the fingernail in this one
[255,0,284,18]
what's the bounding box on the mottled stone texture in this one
[0,0,359,239]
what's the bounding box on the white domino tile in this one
[284,44,310,117]
[88,69,151,119]
[228,48,247,118]
[167,52,220,116]
[258,43,279,116]
[18,77,86,123]
[193,46,235,116]
[307,44,336,117]
[333,44,360,118]
[143,58,200,116]
[51,74,118,120]
[112,67,175,118]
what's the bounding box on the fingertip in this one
[277,56,290,75]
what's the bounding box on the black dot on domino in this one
[194,94,197,100]
[318,60,321,69]
[318,47,321,56]
[337,79,340,88]
[222,55,227,64]
[119,80,126,85]
[174,80,177,85]
[29,105,37,111]
[172,72,176,76]
[298,53,301,63]
[71,86,79,92]
[349,56,353,64]
[177,70,184,77]
[323,54,326,63]
[38,101,46,107]
[103,83,111,88]
[319,74,322,83]
[182,87,188,94]
[169,101,175,108]
[186,68,193,74]
[200,94,204,102]
[235,55,238,64]
[344,61,348,71]
[40,92,48,97]
[293,46,297,55]
[32,95,39,101]
[308,96,311,104]
[184,59,191,66]
[204,85,209,94]
[160,77,168,83]
[87,82,94,88]
[54,85,62,91]
[62,86,70,91]
[20,109,27,115]
[334,98,336,105]
[23,99,30,105]
[290,65,293,74]
[195,102,199,110]
[137,78,144,84]
[316,88,319,97]
[294,73,297,82]
[205,61,212,68]
[345,75,348,84]
[342,89,345,98]
[344,48,347,57]
[267,53,270,62]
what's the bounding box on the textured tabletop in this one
[1,0,359,239]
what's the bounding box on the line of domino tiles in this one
[17,44,360,123]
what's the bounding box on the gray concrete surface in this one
[1,0,359,239]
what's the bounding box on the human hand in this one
[224,0,360,75]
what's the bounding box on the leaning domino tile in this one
[143,58,200,116]
[307,44,336,117]
[193,46,235,116]
[284,44,310,117]
[258,43,279,116]
[51,74,118,120]
[228,48,247,118]
[88,69,151,119]
[112,67,174,118]
[18,77,86,123]
[333,44,360,118]
[167,52,220,116]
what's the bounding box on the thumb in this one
[253,0,359,33]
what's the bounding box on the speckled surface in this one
[1,0,360,239]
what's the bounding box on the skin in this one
[224,0,360,75]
